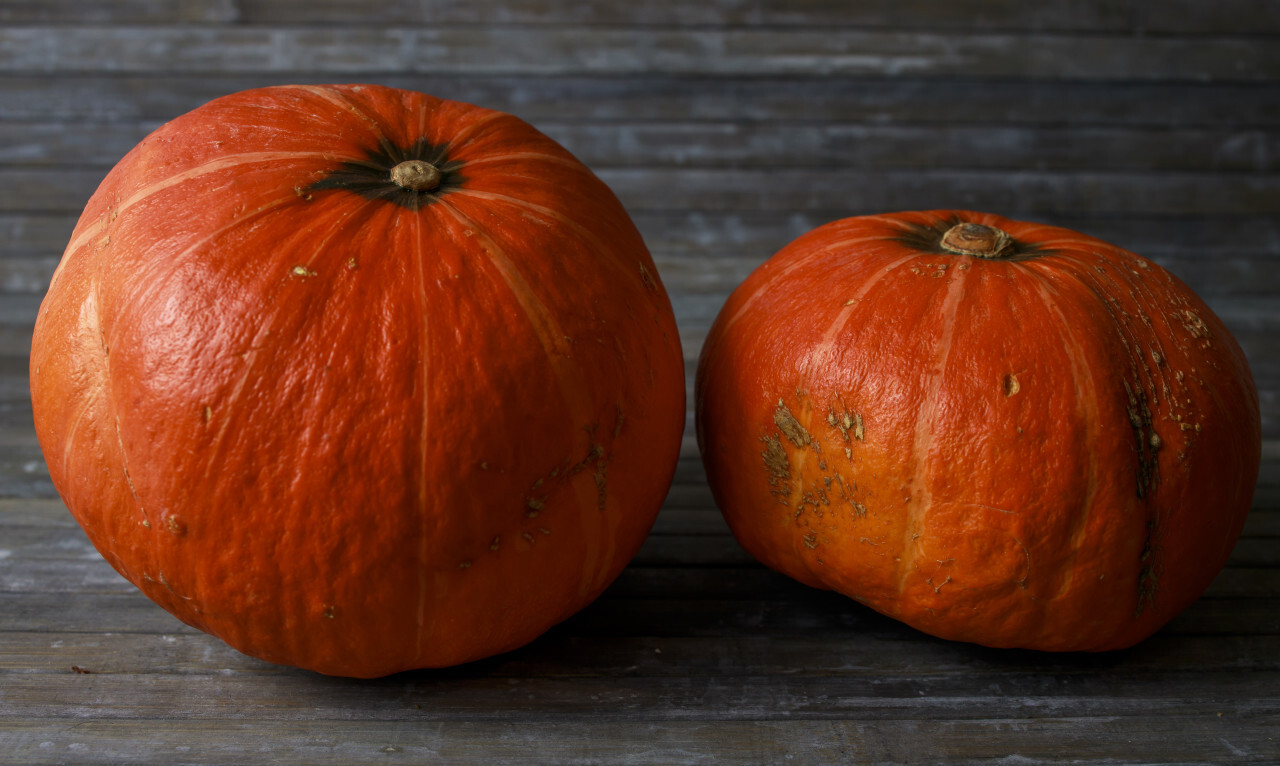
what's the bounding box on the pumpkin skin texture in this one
[30,84,686,677]
[695,210,1260,652]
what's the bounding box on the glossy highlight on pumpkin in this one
[29,84,687,677]
[695,210,1260,652]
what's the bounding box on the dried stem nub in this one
[940,223,1014,259]
[390,160,442,192]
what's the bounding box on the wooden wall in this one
[1,4,1279,762]
[1,1,1277,445]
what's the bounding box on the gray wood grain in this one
[5,76,1278,127]
[6,121,1280,173]
[1,4,1277,762]
[3,0,1276,37]
[2,716,1275,765]
[4,166,1279,217]
[2,27,1277,81]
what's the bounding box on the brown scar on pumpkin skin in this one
[827,408,864,442]
[773,400,811,447]
[760,434,792,505]
[639,263,658,291]
[1003,372,1022,397]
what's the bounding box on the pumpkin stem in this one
[390,160,442,192]
[940,223,1014,259]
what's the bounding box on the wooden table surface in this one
[2,2,1278,763]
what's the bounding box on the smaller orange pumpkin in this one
[696,210,1260,652]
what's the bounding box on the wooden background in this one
[1,1,1278,763]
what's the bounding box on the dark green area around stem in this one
[891,213,1048,260]
[308,138,465,211]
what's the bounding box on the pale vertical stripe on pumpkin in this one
[710,232,892,345]
[58,271,106,495]
[434,108,507,152]
[409,198,434,663]
[896,262,972,595]
[429,196,614,598]
[805,253,922,374]
[1027,273,1102,610]
[781,252,920,566]
[47,218,106,293]
[447,188,653,299]
[128,152,357,221]
[296,85,398,157]
[447,186,666,597]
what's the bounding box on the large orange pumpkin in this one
[30,84,685,677]
[696,210,1260,651]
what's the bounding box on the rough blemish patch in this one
[490,536,501,551]
[1123,380,1161,498]
[639,262,658,291]
[322,605,336,619]
[1180,309,1212,340]
[593,455,609,512]
[827,408,864,442]
[458,560,472,569]
[803,532,818,549]
[165,515,186,537]
[760,434,792,505]
[292,265,317,278]
[773,400,811,447]
[1003,373,1021,397]
[201,406,212,423]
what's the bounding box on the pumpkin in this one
[695,210,1260,651]
[30,84,686,677]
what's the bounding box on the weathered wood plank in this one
[1,27,1277,81]
[4,76,1278,128]
[8,211,1280,266]
[3,670,1279,722]
[5,629,1280,680]
[2,716,1277,766]
[0,0,236,24]
[233,0,1139,32]
[602,168,1280,216]
[4,0,1275,37]
[4,167,1279,218]
[1138,0,1280,35]
[6,121,1279,174]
